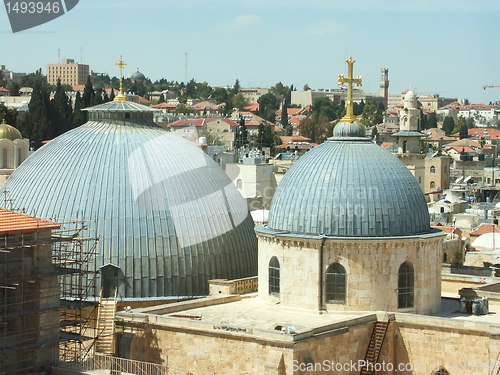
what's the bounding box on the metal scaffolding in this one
[51,218,99,364]
[0,216,99,374]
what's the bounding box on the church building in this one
[114,59,499,375]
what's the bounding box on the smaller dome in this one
[472,232,500,252]
[0,120,22,140]
[333,120,366,137]
[130,71,146,80]
[404,90,416,101]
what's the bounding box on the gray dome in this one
[130,71,146,80]
[266,137,431,237]
[2,102,257,299]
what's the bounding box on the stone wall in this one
[257,233,443,314]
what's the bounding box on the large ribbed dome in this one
[1,101,257,299]
[266,136,431,237]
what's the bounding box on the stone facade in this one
[256,233,443,314]
[425,155,451,198]
[116,307,500,375]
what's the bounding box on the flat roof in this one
[119,294,500,341]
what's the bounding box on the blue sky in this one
[1,0,499,103]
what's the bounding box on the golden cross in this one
[114,55,128,101]
[338,57,362,123]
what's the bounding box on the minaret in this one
[379,68,389,108]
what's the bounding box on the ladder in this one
[95,288,118,355]
[359,320,390,375]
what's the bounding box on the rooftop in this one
[0,208,60,234]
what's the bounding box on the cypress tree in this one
[21,80,51,147]
[82,76,95,108]
[72,91,85,128]
[51,78,73,136]
[109,88,115,102]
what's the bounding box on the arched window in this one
[435,369,450,375]
[236,179,242,189]
[430,166,436,173]
[430,181,435,189]
[398,261,414,308]
[325,263,346,303]
[268,257,280,296]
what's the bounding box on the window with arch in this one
[236,179,243,189]
[435,368,450,375]
[398,261,414,308]
[325,263,346,303]
[268,257,280,296]
[430,166,436,173]
[430,181,436,189]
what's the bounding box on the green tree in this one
[256,124,275,149]
[7,81,20,96]
[109,89,115,102]
[258,93,279,123]
[235,117,248,148]
[185,79,196,98]
[51,78,73,136]
[20,72,46,88]
[231,79,240,95]
[72,91,86,128]
[312,97,343,121]
[427,112,438,128]
[212,87,229,105]
[465,117,475,129]
[443,116,455,136]
[19,80,51,147]
[158,93,165,103]
[0,71,6,87]
[371,125,378,140]
[82,76,95,108]
[361,102,382,126]
[299,113,329,143]
[0,104,17,126]
[459,120,468,139]
[231,93,248,110]
[92,88,104,106]
[420,110,428,130]
[270,82,289,100]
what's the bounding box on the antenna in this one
[184,52,188,83]
[80,47,83,63]
[58,48,60,62]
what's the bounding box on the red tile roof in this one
[167,118,238,128]
[470,224,500,236]
[0,87,9,92]
[244,102,259,112]
[0,208,60,235]
[446,146,476,153]
[152,102,176,109]
[381,142,394,149]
